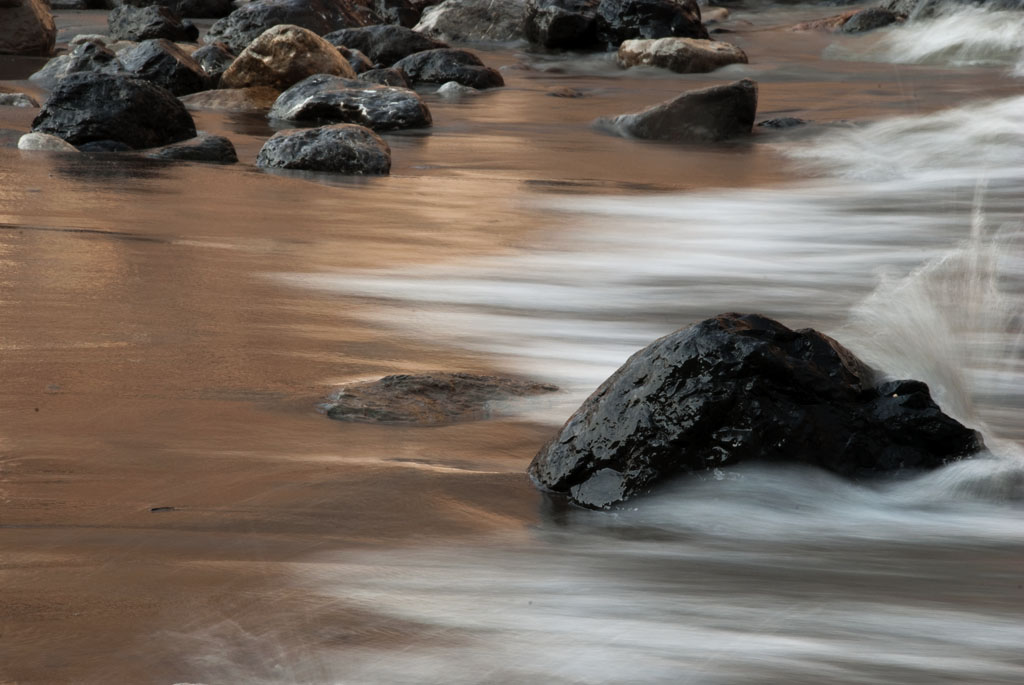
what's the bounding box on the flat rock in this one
[757,116,807,129]
[120,38,211,95]
[146,131,238,163]
[392,48,503,89]
[598,78,757,143]
[109,5,198,42]
[324,24,447,66]
[326,372,559,425]
[617,37,747,73]
[0,0,56,55]
[31,73,197,149]
[268,73,431,131]
[180,85,280,111]
[0,92,40,107]
[256,123,391,174]
[220,24,356,90]
[529,313,985,509]
[18,131,78,151]
[413,0,527,43]
[205,0,378,54]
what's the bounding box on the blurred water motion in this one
[2,4,1024,684]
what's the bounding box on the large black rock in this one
[108,5,198,42]
[119,38,212,95]
[524,0,600,50]
[323,24,447,66]
[29,40,125,90]
[269,73,432,131]
[31,73,197,149]
[115,0,235,18]
[392,48,503,89]
[529,313,985,509]
[596,0,708,47]
[205,0,377,53]
[256,123,391,174]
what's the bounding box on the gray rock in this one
[31,73,197,149]
[256,123,392,174]
[413,0,527,42]
[326,373,559,425]
[436,80,477,97]
[0,0,56,56]
[842,7,903,33]
[29,41,125,90]
[219,24,356,90]
[146,132,238,163]
[18,131,78,151]
[120,38,212,95]
[529,313,985,509]
[617,37,747,73]
[108,5,199,43]
[323,24,447,67]
[111,0,234,17]
[205,0,377,54]
[269,73,431,131]
[757,116,807,129]
[598,78,757,143]
[358,66,411,87]
[337,45,373,73]
[190,42,234,84]
[524,0,599,50]
[0,92,40,107]
[392,48,503,89]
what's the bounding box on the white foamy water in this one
[827,6,1024,70]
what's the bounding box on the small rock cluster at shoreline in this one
[1,0,939,171]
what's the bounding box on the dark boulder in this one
[120,39,212,95]
[31,73,197,149]
[841,7,903,33]
[757,116,807,129]
[337,45,374,73]
[268,73,431,131]
[146,132,238,163]
[115,0,234,18]
[323,24,447,66]
[108,5,198,42]
[190,41,234,84]
[392,48,503,88]
[256,123,391,174]
[0,0,56,55]
[205,0,377,54]
[524,0,600,50]
[326,372,559,425]
[358,66,411,87]
[597,78,757,143]
[363,0,421,26]
[529,313,984,509]
[595,0,708,48]
[29,40,125,90]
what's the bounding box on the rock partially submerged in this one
[0,92,40,108]
[598,78,757,143]
[393,48,503,89]
[18,131,78,151]
[219,24,356,90]
[256,123,391,174]
[146,132,238,163]
[108,5,198,43]
[31,73,196,149]
[269,73,432,131]
[525,0,709,50]
[180,85,280,111]
[529,313,985,509]
[617,37,747,73]
[326,372,559,425]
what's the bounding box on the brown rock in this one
[180,86,281,111]
[219,24,356,91]
[0,0,56,56]
[617,37,747,74]
[789,11,858,33]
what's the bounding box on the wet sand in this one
[2,5,1023,683]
